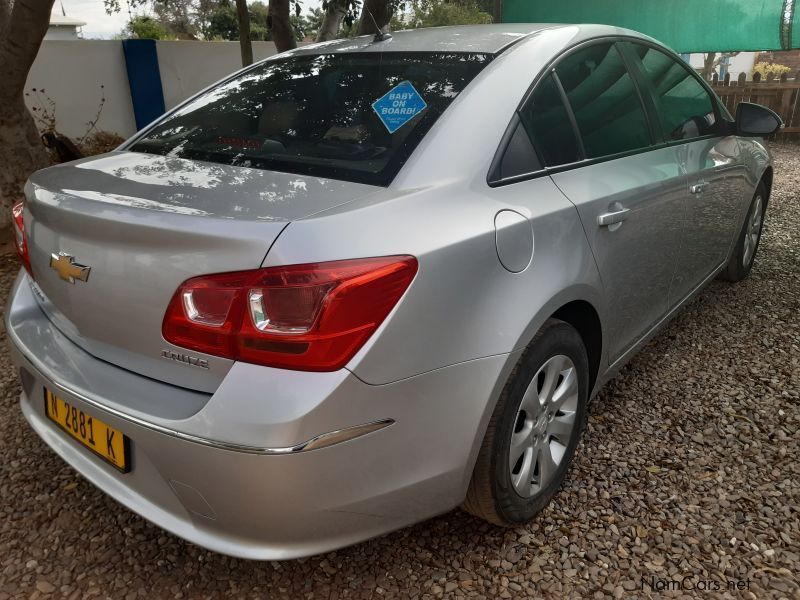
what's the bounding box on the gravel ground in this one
[1,144,798,600]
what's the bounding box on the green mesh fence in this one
[502,0,799,53]
[793,1,800,48]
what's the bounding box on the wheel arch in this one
[760,165,774,204]
[550,300,603,394]
[509,285,607,398]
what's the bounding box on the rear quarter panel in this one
[263,177,605,385]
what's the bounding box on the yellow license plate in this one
[44,389,130,472]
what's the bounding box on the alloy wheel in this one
[508,354,579,498]
[742,195,764,268]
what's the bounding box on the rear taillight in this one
[11,200,32,275]
[162,256,418,371]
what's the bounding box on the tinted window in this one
[520,74,581,167]
[556,43,651,158]
[630,44,717,141]
[495,120,542,180]
[130,52,491,186]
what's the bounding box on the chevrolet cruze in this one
[6,24,779,559]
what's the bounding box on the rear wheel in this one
[463,319,588,526]
[719,182,767,282]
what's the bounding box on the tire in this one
[463,318,589,526]
[718,181,768,282]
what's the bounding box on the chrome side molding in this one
[297,420,395,452]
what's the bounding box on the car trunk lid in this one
[23,151,380,393]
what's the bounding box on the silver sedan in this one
[6,24,778,559]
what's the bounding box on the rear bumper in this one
[6,271,513,559]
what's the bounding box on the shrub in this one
[752,62,791,80]
[79,131,126,156]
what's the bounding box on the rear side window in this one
[556,43,651,158]
[494,120,542,180]
[628,43,717,141]
[130,52,491,186]
[520,74,581,167]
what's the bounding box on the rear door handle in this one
[690,180,710,194]
[597,208,630,227]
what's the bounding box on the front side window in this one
[130,52,491,186]
[555,43,651,158]
[629,43,717,141]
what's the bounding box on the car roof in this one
[286,24,566,56]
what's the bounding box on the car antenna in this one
[366,8,392,42]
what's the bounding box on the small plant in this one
[25,87,56,134]
[27,84,114,164]
[78,85,107,146]
[752,62,791,80]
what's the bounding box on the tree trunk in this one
[316,2,346,42]
[702,52,717,81]
[357,0,392,36]
[0,0,55,228]
[268,0,297,53]
[234,0,254,66]
[493,0,502,23]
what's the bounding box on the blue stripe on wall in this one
[121,39,166,131]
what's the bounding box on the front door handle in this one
[690,180,710,194]
[597,208,630,227]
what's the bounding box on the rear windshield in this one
[130,51,492,186]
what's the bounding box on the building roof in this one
[49,14,86,27]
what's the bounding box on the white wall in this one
[157,41,283,111]
[688,51,757,81]
[26,40,136,139]
[25,40,292,140]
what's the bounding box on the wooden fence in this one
[710,71,800,135]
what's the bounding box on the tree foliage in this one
[127,15,171,39]
[204,0,239,39]
[249,1,269,40]
[305,7,326,39]
[151,0,196,38]
[115,0,319,44]
[401,0,492,28]
[113,0,455,46]
[200,0,310,41]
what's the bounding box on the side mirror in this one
[735,102,782,136]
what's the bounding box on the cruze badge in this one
[161,349,210,370]
[49,252,91,284]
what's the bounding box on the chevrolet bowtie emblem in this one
[50,252,91,284]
